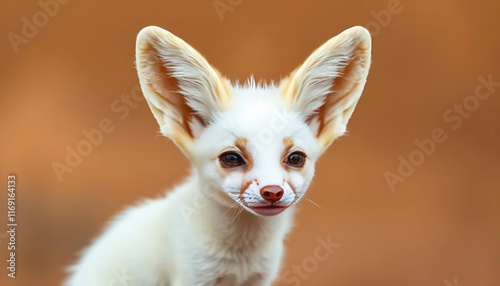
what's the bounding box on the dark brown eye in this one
[219,152,245,168]
[286,151,306,167]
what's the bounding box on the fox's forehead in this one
[194,85,319,158]
[225,84,290,132]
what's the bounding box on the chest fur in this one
[188,250,270,285]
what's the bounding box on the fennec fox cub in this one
[66,26,371,286]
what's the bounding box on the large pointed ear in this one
[282,26,371,150]
[136,26,231,150]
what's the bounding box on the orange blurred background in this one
[1,0,500,285]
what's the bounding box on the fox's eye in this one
[219,152,245,168]
[286,151,306,167]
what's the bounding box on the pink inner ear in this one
[314,51,363,138]
[144,44,206,139]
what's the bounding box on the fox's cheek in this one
[287,172,308,196]
[220,172,245,193]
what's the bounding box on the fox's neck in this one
[181,171,295,252]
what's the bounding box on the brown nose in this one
[260,185,284,203]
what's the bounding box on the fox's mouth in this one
[248,205,288,216]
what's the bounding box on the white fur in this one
[66,26,371,286]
